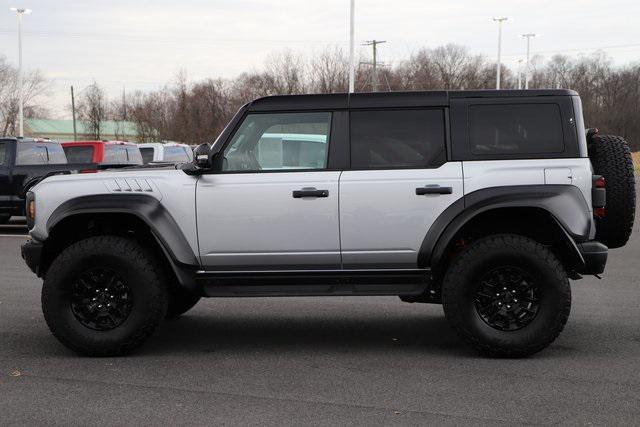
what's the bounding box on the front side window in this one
[63,146,95,163]
[469,103,564,155]
[223,112,331,172]
[350,109,446,169]
[17,143,67,165]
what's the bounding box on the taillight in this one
[595,176,606,188]
[595,207,606,218]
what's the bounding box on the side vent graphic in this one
[106,179,153,192]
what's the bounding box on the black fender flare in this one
[46,194,200,287]
[419,185,592,270]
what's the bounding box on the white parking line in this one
[0,234,28,238]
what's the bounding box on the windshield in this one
[16,142,68,165]
[103,145,143,165]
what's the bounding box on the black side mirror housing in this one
[194,143,212,168]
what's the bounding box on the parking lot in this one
[1,206,639,426]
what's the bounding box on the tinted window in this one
[469,104,564,155]
[350,109,446,169]
[140,147,154,164]
[0,143,5,166]
[17,143,67,165]
[63,146,94,163]
[223,112,331,172]
[104,145,143,165]
[163,146,190,163]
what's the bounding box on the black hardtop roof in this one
[247,89,578,111]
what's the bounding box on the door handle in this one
[416,185,453,195]
[292,188,329,198]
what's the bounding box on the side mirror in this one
[193,144,212,168]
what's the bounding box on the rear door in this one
[339,108,463,268]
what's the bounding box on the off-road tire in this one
[0,214,10,225]
[166,287,201,319]
[442,234,571,358]
[589,134,636,248]
[42,236,168,356]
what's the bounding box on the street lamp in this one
[493,17,508,90]
[348,0,356,93]
[521,33,537,90]
[10,7,32,138]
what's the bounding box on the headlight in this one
[25,191,35,229]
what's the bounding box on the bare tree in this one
[76,82,108,140]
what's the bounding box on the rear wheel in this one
[42,236,168,356]
[588,134,636,248]
[442,234,571,357]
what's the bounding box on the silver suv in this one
[20,90,636,357]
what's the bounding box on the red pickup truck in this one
[61,141,143,167]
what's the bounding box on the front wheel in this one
[42,236,168,356]
[442,234,571,357]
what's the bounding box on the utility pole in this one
[516,59,524,90]
[10,7,31,138]
[521,33,537,89]
[70,86,77,141]
[362,40,386,91]
[493,17,508,90]
[348,0,356,93]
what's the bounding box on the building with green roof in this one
[25,119,139,142]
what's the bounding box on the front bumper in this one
[577,241,608,275]
[21,239,43,276]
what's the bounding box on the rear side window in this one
[469,104,564,155]
[104,145,143,165]
[17,143,67,165]
[140,147,154,164]
[64,146,94,163]
[350,109,446,169]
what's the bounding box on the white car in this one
[20,90,635,357]
[138,142,193,164]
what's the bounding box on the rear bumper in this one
[21,239,43,276]
[577,241,608,275]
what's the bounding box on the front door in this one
[197,111,341,270]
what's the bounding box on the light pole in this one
[10,7,31,138]
[493,17,508,90]
[521,33,537,90]
[516,59,524,90]
[348,0,356,93]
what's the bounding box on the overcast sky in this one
[1,0,639,118]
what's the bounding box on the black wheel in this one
[0,214,10,224]
[42,236,168,356]
[442,234,571,358]
[166,286,201,319]
[589,134,636,248]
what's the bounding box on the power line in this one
[362,40,386,91]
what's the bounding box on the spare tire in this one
[588,134,636,248]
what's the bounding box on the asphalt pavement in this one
[1,211,639,426]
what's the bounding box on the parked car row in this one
[0,137,193,223]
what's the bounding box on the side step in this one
[196,269,431,297]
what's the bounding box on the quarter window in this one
[469,104,564,155]
[0,143,5,166]
[223,112,331,172]
[350,109,446,169]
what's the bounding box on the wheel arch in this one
[420,185,592,277]
[41,194,199,289]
